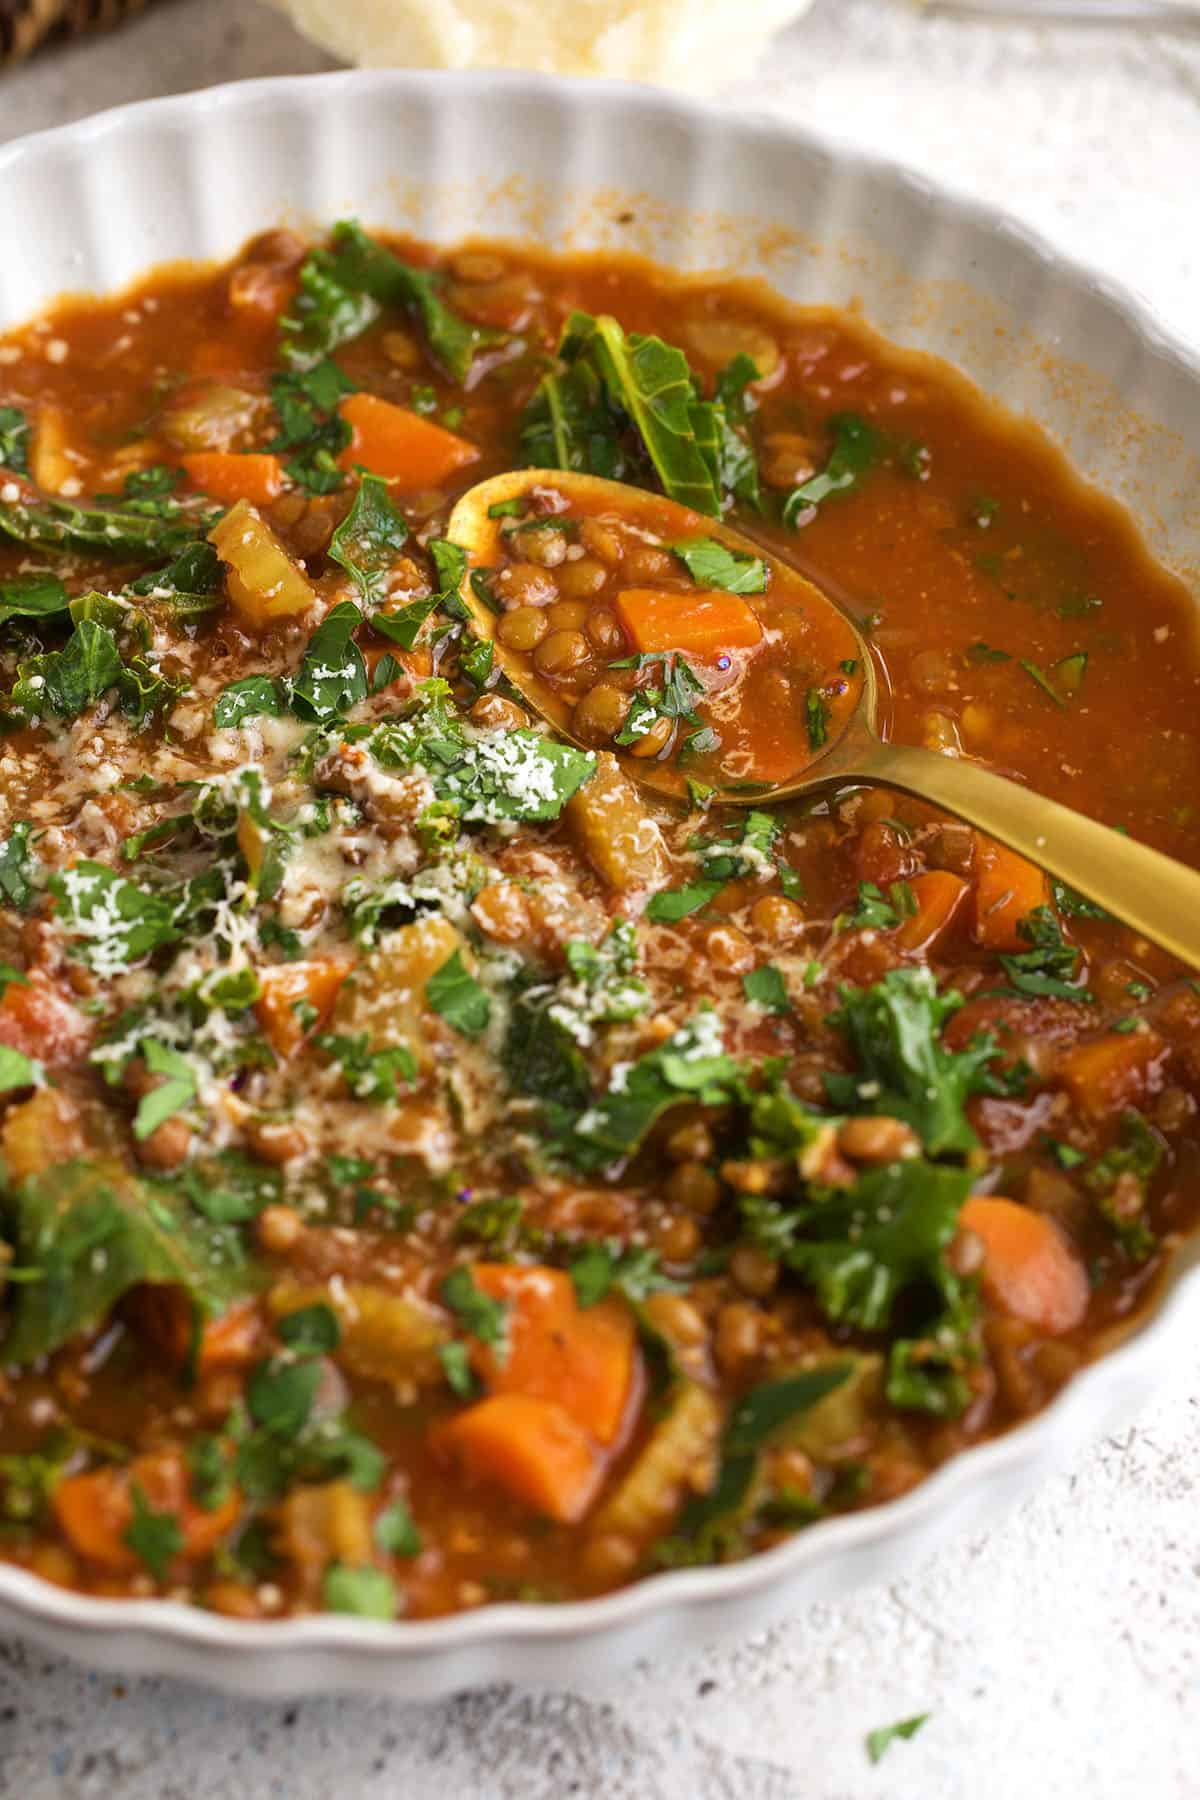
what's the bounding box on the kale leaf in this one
[0,493,202,560]
[517,360,627,480]
[0,573,70,628]
[0,1157,251,1366]
[571,1011,742,1171]
[47,860,195,976]
[425,949,491,1038]
[317,221,507,383]
[213,674,288,729]
[291,600,369,722]
[669,537,767,594]
[999,905,1094,1002]
[0,822,36,910]
[779,1160,972,1332]
[7,620,180,726]
[657,1365,852,1565]
[824,967,1001,1157]
[0,407,30,475]
[328,474,409,607]
[279,256,380,372]
[128,541,226,618]
[268,358,356,494]
[553,311,721,515]
[503,989,593,1129]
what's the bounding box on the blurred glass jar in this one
[269,0,818,90]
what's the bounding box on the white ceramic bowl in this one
[0,70,1198,1700]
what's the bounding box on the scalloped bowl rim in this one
[0,68,1197,1695]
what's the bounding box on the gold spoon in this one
[447,469,1200,969]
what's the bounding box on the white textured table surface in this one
[1,5,1198,1795]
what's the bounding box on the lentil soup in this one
[0,222,1194,1622]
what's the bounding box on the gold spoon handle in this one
[852,739,1200,969]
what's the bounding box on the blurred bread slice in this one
[270,0,814,90]
[1,0,152,67]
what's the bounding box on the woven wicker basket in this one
[0,0,155,66]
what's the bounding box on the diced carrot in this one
[1056,1028,1167,1122]
[195,1299,265,1373]
[972,834,1049,951]
[52,1449,240,1573]
[614,587,763,657]
[895,870,969,952]
[182,451,283,509]
[52,1469,140,1572]
[470,1265,637,1447]
[434,1394,602,1523]
[338,392,478,489]
[255,959,354,1060]
[960,1195,1089,1335]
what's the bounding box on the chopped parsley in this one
[0,822,36,910]
[669,537,767,594]
[213,675,288,729]
[840,880,915,932]
[0,405,30,474]
[277,1302,341,1356]
[425,949,491,1037]
[322,1563,397,1620]
[291,600,369,722]
[611,650,705,748]
[805,687,831,750]
[132,1040,197,1141]
[316,1033,418,1103]
[572,1011,742,1171]
[328,473,410,606]
[743,964,791,1013]
[567,1241,675,1307]
[268,357,355,494]
[865,1713,930,1765]
[375,1498,422,1558]
[999,907,1093,1002]
[123,1482,183,1582]
[825,966,1002,1157]
[440,1266,509,1351]
[783,412,882,523]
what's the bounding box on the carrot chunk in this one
[182,451,283,508]
[972,835,1049,951]
[614,586,763,657]
[53,1450,239,1573]
[434,1394,601,1523]
[1056,1028,1166,1122]
[338,392,478,489]
[255,959,353,1060]
[895,870,969,952]
[960,1195,1089,1335]
[470,1264,637,1446]
[53,1469,140,1572]
[0,973,89,1065]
